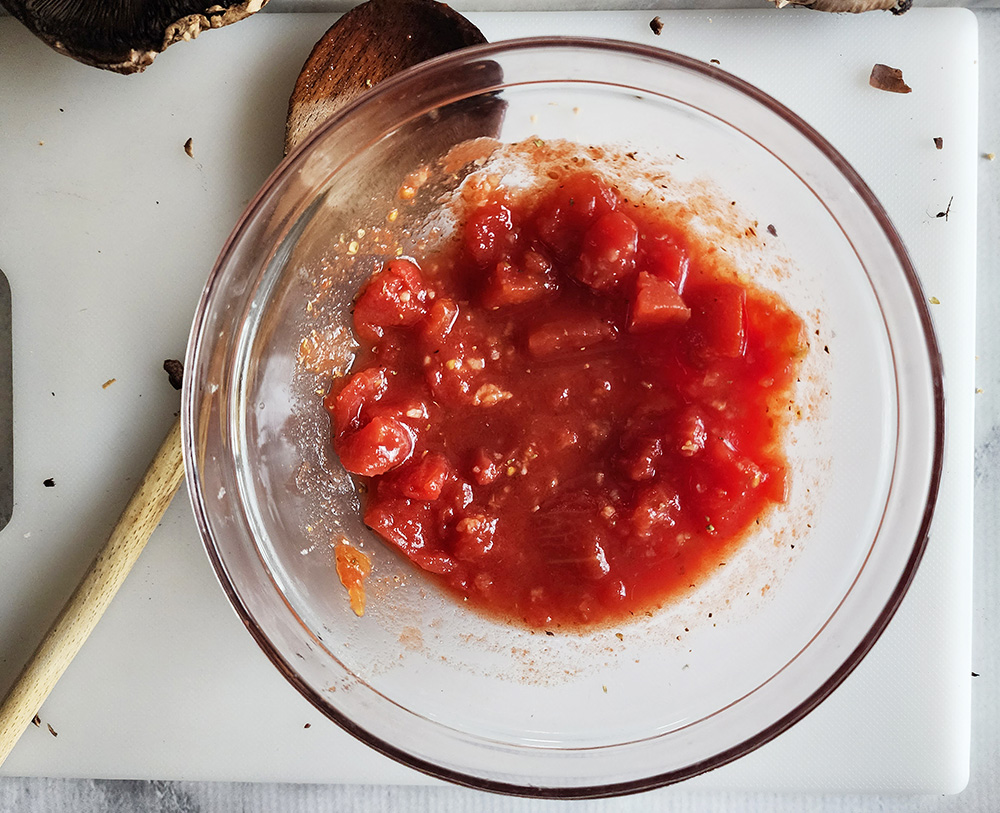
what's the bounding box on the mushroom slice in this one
[0,0,269,74]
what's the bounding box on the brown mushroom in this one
[0,0,269,74]
[768,0,911,12]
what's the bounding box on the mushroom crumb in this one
[649,16,664,35]
[869,64,912,94]
[766,224,777,237]
[47,723,58,737]
[183,137,194,158]
[31,715,41,727]
[933,137,944,150]
[163,359,184,390]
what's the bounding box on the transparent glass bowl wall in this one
[182,39,943,797]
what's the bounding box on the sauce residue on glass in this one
[335,541,372,617]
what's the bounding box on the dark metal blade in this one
[0,269,11,530]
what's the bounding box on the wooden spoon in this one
[0,0,487,767]
[284,0,486,155]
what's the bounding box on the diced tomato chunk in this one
[420,297,460,351]
[746,297,808,360]
[353,258,431,339]
[573,211,639,292]
[482,250,556,308]
[451,513,498,561]
[641,235,690,291]
[686,284,747,359]
[338,416,414,476]
[365,498,457,574]
[535,173,619,260]
[674,408,708,457]
[526,316,616,358]
[760,460,788,502]
[392,452,453,501]
[534,491,613,580]
[470,448,499,485]
[326,367,388,438]
[619,433,662,482]
[629,271,691,332]
[631,483,681,539]
[464,202,517,267]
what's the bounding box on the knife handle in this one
[0,416,184,767]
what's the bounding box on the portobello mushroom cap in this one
[770,0,912,12]
[0,0,269,74]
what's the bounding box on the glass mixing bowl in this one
[182,39,943,797]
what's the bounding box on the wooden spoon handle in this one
[0,417,184,766]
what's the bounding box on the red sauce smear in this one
[326,170,805,628]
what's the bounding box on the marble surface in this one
[0,3,997,812]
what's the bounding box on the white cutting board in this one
[0,8,976,793]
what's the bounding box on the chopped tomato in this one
[326,367,388,438]
[629,271,691,332]
[534,491,613,581]
[390,452,453,501]
[451,513,498,561]
[470,448,499,485]
[420,297,460,350]
[686,283,747,359]
[353,258,431,340]
[534,173,619,260]
[465,202,517,267]
[573,211,639,292]
[526,316,617,358]
[481,250,557,308]
[365,498,458,574]
[641,234,690,291]
[338,416,414,476]
[631,482,681,539]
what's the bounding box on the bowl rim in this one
[182,35,946,799]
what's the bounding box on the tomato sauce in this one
[326,170,805,628]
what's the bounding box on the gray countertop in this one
[0,4,997,812]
